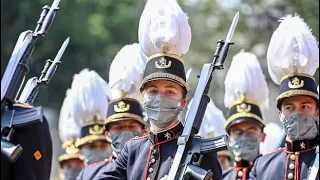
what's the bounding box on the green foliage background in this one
[1,0,318,178]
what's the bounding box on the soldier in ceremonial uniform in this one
[222,51,269,180]
[1,102,53,180]
[97,0,222,179]
[76,43,147,180]
[58,89,84,180]
[249,15,319,180]
[70,69,113,166]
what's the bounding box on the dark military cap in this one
[276,73,319,109]
[105,97,145,130]
[58,140,81,166]
[75,118,108,148]
[140,48,190,93]
[225,95,265,132]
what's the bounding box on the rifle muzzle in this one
[1,140,23,163]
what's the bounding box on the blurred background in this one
[1,0,319,179]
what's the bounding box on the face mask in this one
[63,168,82,180]
[109,130,142,155]
[282,114,318,141]
[219,161,231,171]
[143,95,181,128]
[230,135,260,162]
[81,148,110,165]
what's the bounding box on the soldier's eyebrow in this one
[165,85,178,89]
[148,84,158,88]
[301,101,313,105]
[282,101,294,106]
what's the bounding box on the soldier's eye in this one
[302,105,310,109]
[166,90,174,94]
[148,89,158,95]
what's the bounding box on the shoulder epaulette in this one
[89,159,109,167]
[263,147,284,156]
[132,134,148,140]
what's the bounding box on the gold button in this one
[288,173,294,179]
[153,149,157,154]
[289,163,295,169]
[149,168,153,173]
[151,158,156,163]
[147,178,151,180]
[150,146,154,150]
[290,154,296,160]
[237,171,243,177]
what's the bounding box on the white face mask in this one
[143,95,181,128]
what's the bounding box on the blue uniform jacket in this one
[249,138,319,180]
[222,160,256,180]
[96,122,222,180]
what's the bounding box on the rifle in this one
[167,12,239,180]
[1,0,62,163]
[18,37,69,105]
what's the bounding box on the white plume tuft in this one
[187,98,227,137]
[267,14,319,85]
[260,122,283,154]
[224,51,269,111]
[70,69,111,126]
[138,0,191,57]
[109,43,147,102]
[58,89,80,143]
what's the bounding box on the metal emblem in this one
[155,57,172,69]
[288,77,304,89]
[65,144,79,155]
[89,124,104,135]
[300,142,306,149]
[114,101,130,113]
[236,103,251,113]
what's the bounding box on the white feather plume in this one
[260,122,283,154]
[109,43,147,102]
[58,89,80,143]
[267,14,319,85]
[138,0,191,57]
[224,51,269,111]
[186,98,227,137]
[70,69,111,126]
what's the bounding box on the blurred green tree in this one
[1,0,145,109]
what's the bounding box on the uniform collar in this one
[148,122,183,144]
[235,159,254,168]
[285,137,318,152]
